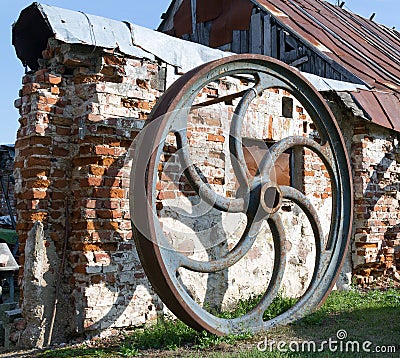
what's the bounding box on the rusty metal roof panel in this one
[159,0,400,94]
[372,91,400,132]
[252,0,400,94]
[339,89,400,133]
[159,0,254,48]
[350,90,391,129]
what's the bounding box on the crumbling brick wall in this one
[326,93,400,287]
[351,119,400,285]
[14,40,165,346]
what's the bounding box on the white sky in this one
[0,0,398,144]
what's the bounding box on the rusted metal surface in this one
[206,0,254,47]
[130,54,353,335]
[173,0,192,37]
[343,89,400,132]
[159,0,399,93]
[159,0,253,47]
[350,90,392,129]
[253,0,400,93]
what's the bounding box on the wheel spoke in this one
[258,136,330,181]
[280,186,325,253]
[229,88,257,187]
[227,213,287,330]
[173,213,264,273]
[175,130,247,213]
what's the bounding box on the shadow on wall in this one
[73,153,164,338]
[160,201,229,313]
[80,155,229,335]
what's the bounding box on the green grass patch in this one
[37,346,111,357]
[218,292,297,320]
[33,288,400,357]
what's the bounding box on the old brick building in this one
[9,0,400,348]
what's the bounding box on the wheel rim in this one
[130,54,353,335]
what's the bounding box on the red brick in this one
[29,136,52,146]
[98,210,122,219]
[93,188,124,199]
[102,200,119,209]
[95,146,116,156]
[88,114,103,122]
[207,134,225,143]
[53,180,68,189]
[101,157,116,167]
[104,178,121,187]
[53,147,69,156]
[72,157,100,167]
[73,264,87,274]
[52,191,67,200]
[89,165,105,176]
[102,221,119,231]
[51,86,60,95]
[22,83,41,96]
[47,74,62,85]
[20,147,50,157]
[27,157,51,167]
[27,179,51,189]
[157,191,175,200]
[80,177,103,187]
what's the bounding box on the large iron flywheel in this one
[130,54,352,335]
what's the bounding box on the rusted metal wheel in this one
[130,54,352,335]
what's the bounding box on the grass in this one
[33,288,400,357]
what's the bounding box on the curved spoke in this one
[172,213,264,273]
[258,136,331,181]
[175,130,247,213]
[230,75,294,188]
[280,186,325,252]
[228,213,287,330]
[229,88,257,187]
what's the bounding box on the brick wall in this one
[326,93,400,287]
[351,119,400,285]
[14,40,165,346]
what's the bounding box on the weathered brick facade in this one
[351,120,400,284]
[326,94,400,286]
[13,40,166,346]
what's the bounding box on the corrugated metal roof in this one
[251,0,400,94]
[336,89,400,132]
[349,90,400,132]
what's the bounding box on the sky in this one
[0,0,399,144]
